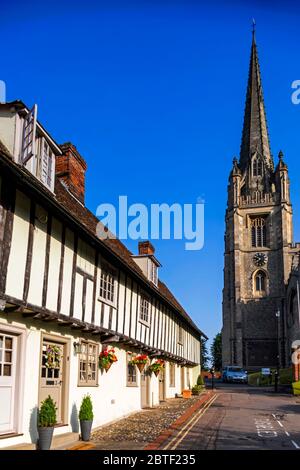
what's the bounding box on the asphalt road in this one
[162,382,300,450]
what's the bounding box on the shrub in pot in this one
[197,375,205,387]
[79,394,94,441]
[38,395,57,450]
[192,385,202,395]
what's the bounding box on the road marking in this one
[271,413,300,450]
[291,440,300,450]
[163,393,218,450]
[254,418,278,438]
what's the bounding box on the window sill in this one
[77,384,99,387]
[126,384,138,388]
[0,432,23,440]
[139,319,150,328]
[98,297,116,309]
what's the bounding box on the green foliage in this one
[197,374,205,386]
[248,372,272,386]
[210,332,222,371]
[79,394,94,421]
[192,385,203,395]
[292,381,300,395]
[248,368,293,387]
[38,395,57,427]
[200,337,209,370]
[279,367,293,385]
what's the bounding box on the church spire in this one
[239,24,273,172]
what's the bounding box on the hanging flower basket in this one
[45,345,61,369]
[148,359,164,376]
[136,362,146,373]
[128,354,149,373]
[103,362,112,372]
[99,348,118,372]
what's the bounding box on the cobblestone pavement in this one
[91,396,201,450]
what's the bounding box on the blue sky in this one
[1,1,300,347]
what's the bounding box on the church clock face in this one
[253,252,267,267]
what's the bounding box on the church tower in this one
[222,29,298,370]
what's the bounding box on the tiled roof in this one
[0,140,206,338]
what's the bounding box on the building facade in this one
[222,30,300,370]
[0,100,205,447]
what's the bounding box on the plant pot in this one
[182,389,192,399]
[80,420,93,441]
[136,363,146,373]
[38,426,54,450]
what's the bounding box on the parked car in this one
[222,366,248,384]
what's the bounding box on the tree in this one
[211,332,222,371]
[200,337,209,370]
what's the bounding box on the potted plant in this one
[79,394,94,441]
[99,347,118,372]
[148,359,164,377]
[191,385,202,396]
[128,353,149,373]
[37,395,57,450]
[182,389,192,398]
[197,374,205,388]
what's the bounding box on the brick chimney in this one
[56,142,87,204]
[138,241,155,256]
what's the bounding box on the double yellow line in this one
[163,393,218,450]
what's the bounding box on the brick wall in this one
[56,142,87,204]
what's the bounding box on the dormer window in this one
[0,101,61,193]
[39,138,54,188]
[131,241,161,286]
[150,261,158,285]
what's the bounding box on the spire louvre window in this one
[251,217,267,247]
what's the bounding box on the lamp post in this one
[210,367,215,390]
[274,309,280,393]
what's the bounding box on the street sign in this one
[261,368,271,375]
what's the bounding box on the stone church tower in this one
[222,30,299,370]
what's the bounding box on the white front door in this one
[40,340,65,424]
[0,333,17,434]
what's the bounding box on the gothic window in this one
[289,290,298,325]
[254,271,266,293]
[252,158,263,177]
[251,217,267,247]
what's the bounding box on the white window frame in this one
[178,325,183,345]
[21,105,37,165]
[78,340,99,387]
[139,294,150,326]
[39,137,54,190]
[98,263,116,306]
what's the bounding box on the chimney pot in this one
[138,241,155,256]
